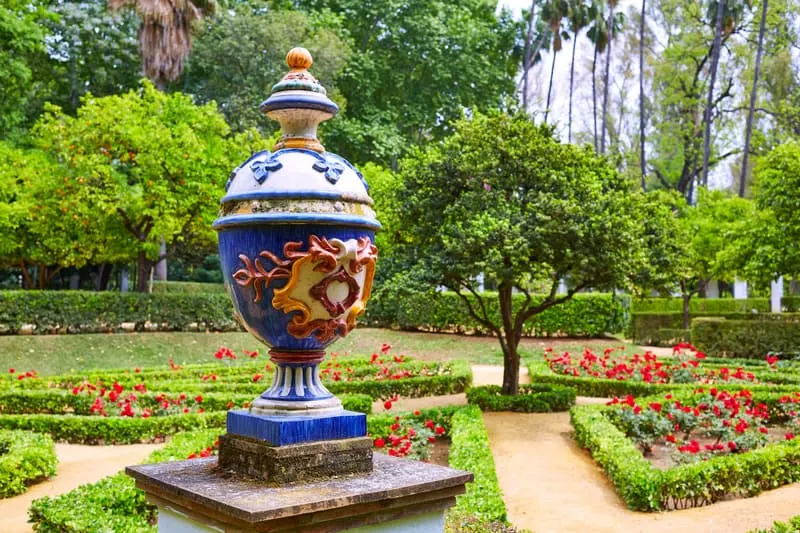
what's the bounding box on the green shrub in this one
[363,291,629,337]
[0,430,58,498]
[748,515,800,533]
[784,297,800,313]
[632,311,784,346]
[571,390,800,511]
[30,406,504,531]
[466,384,575,412]
[632,298,770,313]
[692,315,800,358]
[151,282,226,294]
[0,290,238,334]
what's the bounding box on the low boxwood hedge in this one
[632,298,771,314]
[0,430,58,498]
[692,315,800,358]
[571,390,800,511]
[466,384,576,412]
[749,515,800,533]
[30,405,507,532]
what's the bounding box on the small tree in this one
[396,112,647,395]
[34,82,267,291]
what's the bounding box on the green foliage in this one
[0,291,238,333]
[0,430,57,498]
[0,0,49,133]
[186,7,350,136]
[365,291,629,337]
[31,82,269,290]
[294,0,520,163]
[466,384,576,413]
[572,391,800,511]
[448,406,507,523]
[151,281,226,294]
[692,315,800,358]
[748,515,800,533]
[633,298,771,313]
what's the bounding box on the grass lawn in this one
[0,327,631,375]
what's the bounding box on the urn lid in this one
[213,48,379,232]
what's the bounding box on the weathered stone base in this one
[127,453,472,533]
[218,433,373,483]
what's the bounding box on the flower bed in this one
[466,384,576,412]
[530,344,800,397]
[571,387,800,511]
[0,430,58,498]
[29,405,507,531]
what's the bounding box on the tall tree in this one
[108,0,215,90]
[522,1,538,111]
[700,0,727,188]
[396,112,647,395]
[567,0,589,142]
[542,1,569,124]
[639,0,647,188]
[600,0,620,154]
[740,0,769,197]
[587,1,608,151]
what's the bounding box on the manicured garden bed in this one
[0,429,58,498]
[466,384,576,412]
[29,405,507,532]
[571,387,800,511]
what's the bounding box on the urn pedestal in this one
[127,48,471,533]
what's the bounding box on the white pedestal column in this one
[733,279,749,299]
[771,276,784,313]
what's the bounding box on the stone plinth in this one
[127,454,472,533]
[218,434,373,483]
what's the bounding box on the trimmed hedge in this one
[571,390,800,511]
[466,384,576,412]
[692,316,800,358]
[0,430,58,498]
[30,405,506,531]
[364,290,629,337]
[151,281,226,294]
[749,516,800,533]
[630,311,776,346]
[527,360,800,397]
[0,290,237,334]
[632,298,770,314]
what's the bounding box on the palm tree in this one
[522,1,538,111]
[586,1,608,152]
[567,0,589,143]
[701,0,727,187]
[599,0,620,154]
[542,0,569,124]
[639,0,646,189]
[740,0,768,197]
[109,0,215,91]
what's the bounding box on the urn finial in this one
[260,48,338,153]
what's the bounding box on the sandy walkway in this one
[0,443,161,533]
[485,407,800,533]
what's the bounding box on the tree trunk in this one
[544,47,558,124]
[600,5,614,154]
[136,251,152,292]
[701,0,726,187]
[592,44,599,152]
[639,0,647,188]
[568,28,578,143]
[740,0,768,198]
[155,237,167,281]
[498,283,520,395]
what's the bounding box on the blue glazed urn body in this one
[213,48,379,414]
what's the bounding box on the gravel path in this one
[0,443,161,533]
[484,404,800,533]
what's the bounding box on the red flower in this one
[666,434,676,443]
[135,368,141,373]
[373,438,385,448]
[134,383,146,393]
[425,420,435,430]
[414,410,421,416]
[728,441,737,450]
[245,350,259,358]
[253,374,263,382]
[71,387,80,395]
[381,343,391,354]
[8,369,14,374]
[633,405,642,415]
[759,427,769,434]
[786,433,796,441]
[195,395,203,403]
[390,423,400,432]
[435,426,445,435]
[428,436,436,443]
[183,408,190,414]
[383,400,393,410]
[649,402,662,413]
[214,350,224,359]
[226,401,234,409]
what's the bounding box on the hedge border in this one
[466,384,576,412]
[527,360,800,397]
[29,405,507,531]
[748,515,800,533]
[0,430,58,498]
[571,390,800,511]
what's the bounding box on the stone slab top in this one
[126,453,472,525]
